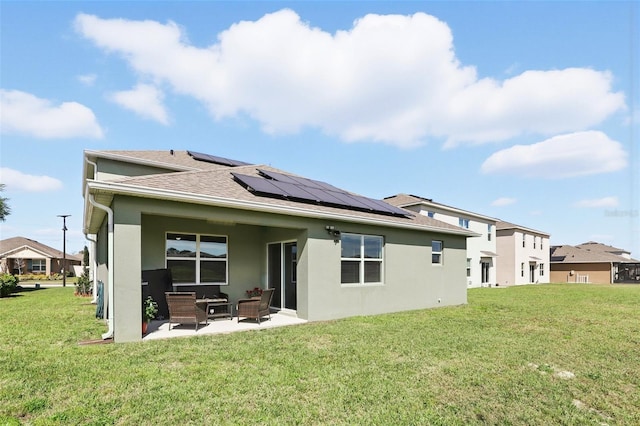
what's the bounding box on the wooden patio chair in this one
[236,288,275,324]
[165,292,208,331]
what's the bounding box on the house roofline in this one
[496,222,550,237]
[0,244,53,259]
[85,180,479,237]
[84,150,201,173]
[387,194,499,223]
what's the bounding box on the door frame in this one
[266,240,297,313]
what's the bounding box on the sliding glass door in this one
[268,242,297,311]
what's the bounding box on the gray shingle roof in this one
[385,193,498,222]
[0,236,82,260]
[550,242,638,263]
[87,152,474,236]
[496,220,550,237]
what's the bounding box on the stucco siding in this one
[96,190,469,342]
[305,222,467,321]
[550,263,612,284]
[95,158,176,182]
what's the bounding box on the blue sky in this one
[1,1,638,258]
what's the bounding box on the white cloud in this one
[491,197,517,207]
[480,131,627,178]
[77,73,97,86]
[73,11,626,148]
[108,84,169,124]
[0,168,63,192]
[0,89,104,139]
[573,196,619,208]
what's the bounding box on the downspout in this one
[87,190,114,340]
[85,158,100,304]
[84,233,98,303]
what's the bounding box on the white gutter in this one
[86,180,479,238]
[87,190,114,340]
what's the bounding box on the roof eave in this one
[85,181,478,237]
[84,150,200,173]
[391,198,499,223]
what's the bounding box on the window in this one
[522,234,526,247]
[166,233,227,285]
[466,258,471,277]
[539,263,544,276]
[487,224,492,241]
[541,239,544,250]
[30,259,46,273]
[459,218,470,228]
[432,240,443,264]
[427,211,435,218]
[534,236,537,249]
[341,233,383,285]
[521,262,525,277]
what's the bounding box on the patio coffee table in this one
[197,298,233,321]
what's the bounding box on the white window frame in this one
[459,218,470,229]
[466,258,471,277]
[340,233,384,286]
[539,263,544,276]
[31,259,46,273]
[487,224,492,241]
[165,232,228,286]
[432,240,443,265]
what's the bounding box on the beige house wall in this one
[550,263,612,284]
[497,228,550,286]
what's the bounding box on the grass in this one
[1,284,639,425]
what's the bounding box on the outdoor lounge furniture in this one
[165,292,208,331]
[236,288,275,324]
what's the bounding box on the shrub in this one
[74,266,92,296]
[0,273,18,297]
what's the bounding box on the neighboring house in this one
[385,194,498,288]
[0,236,81,276]
[83,150,477,343]
[550,241,640,284]
[496,221,550,286]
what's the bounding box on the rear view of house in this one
[385,194,497,288]
[83,150,476,342]
[550,241,640,284]
[496,221,550,286]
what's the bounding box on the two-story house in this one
[385,194,499,288]
[496,221,550,286]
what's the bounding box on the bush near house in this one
[0,273,18,297]
[17,273,64,282]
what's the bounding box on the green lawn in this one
[1,284,639,425]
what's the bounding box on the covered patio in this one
[143,312,307,341]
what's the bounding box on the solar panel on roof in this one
[188,151,251,167]
[258,169,342,192]
[235,170,411,217]
[232,173,289,198]
[270,180,320,201]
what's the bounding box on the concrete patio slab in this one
[143,312,307,341]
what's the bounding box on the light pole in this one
[58,215,70,287]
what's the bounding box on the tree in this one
[0,184,10,222]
